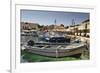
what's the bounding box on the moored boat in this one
[24,43,86,57]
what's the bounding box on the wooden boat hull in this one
[25,45,86,57]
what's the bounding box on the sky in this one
[20,10,89,26]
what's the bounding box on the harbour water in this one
[21,31,89,62]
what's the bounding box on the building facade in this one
[21,22,39,31]
[67,19,90,37]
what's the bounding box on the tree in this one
[60,24,64,27]
[38,24,43,28]
[65,26,69,29]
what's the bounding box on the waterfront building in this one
[21,22,39,31]
[52,24,67,32]
[78,19,90,37]
[66,19,90,37]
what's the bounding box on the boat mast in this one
[72,19,75,36]
[54,19,56,25]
